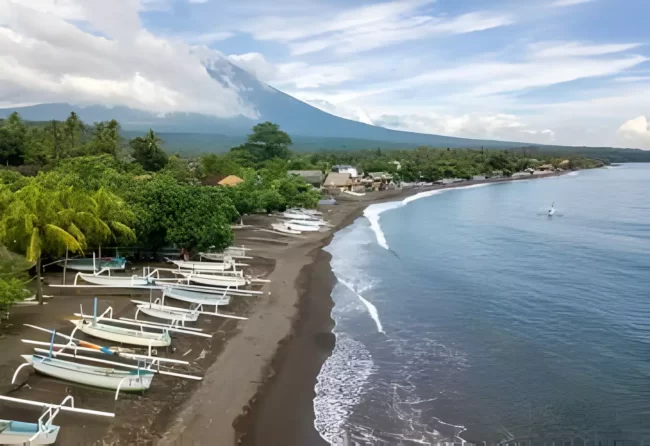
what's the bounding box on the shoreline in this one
[233,171,571,446]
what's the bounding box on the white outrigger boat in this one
[18,354,155,394]
[133,297,247,322]
[45,255,127,272]
[176,272,249,288]
[284,222,321,232]
[200,246,252,260]
[162,286,232,305]
[286,219,326,227]
[0,395,114,445]
[281,211,317,220]
[70,299,172,348]
[75,268,152,287]
[21,326,202,385]
[169,258,239,272]
[271,223,302,235]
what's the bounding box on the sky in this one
[1,0,649,148]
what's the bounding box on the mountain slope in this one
[0,57,531,149]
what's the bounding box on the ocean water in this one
[314,165,650,445]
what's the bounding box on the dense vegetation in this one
[0,113,320,306]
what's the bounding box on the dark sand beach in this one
[0,173,565,446]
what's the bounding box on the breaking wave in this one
[338,279,384,333]
[364,184,490,250]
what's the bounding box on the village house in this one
[331,164,359,178]
[288,170,324,188]
[365,172,394,191]
[323,172,354,192]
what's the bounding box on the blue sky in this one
[1,0,650,147]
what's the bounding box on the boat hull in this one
[283,223,321,232]
[163,287,231,306]
[179,273,247,288]
[271,223,301,234]
[137,305,199,323]
[0,422,60,445]
[74,321,171,347]
[78,274,149,287]
[171,260,233,271]
[65,258,126,272]
[26,355,153,392]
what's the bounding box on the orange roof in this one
[218,175,244,186]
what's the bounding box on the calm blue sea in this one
[314,165,650,445]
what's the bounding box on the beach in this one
[0,173,565,446]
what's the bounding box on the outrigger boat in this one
[200,246,252,260]
[271,223,301,235]
[176,272,249,288]
[44,253,127,273]
[19,354,154,393]
[75,268,152,287]
[21,327,202,384]
[70,299,172,348]
[168,258,239,272]
[0,395,114,445]
[162,286,232,306]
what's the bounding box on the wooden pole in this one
[63,248,68,285]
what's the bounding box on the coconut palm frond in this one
[110,221,136,242]
[67,223,87,249]
[44,224,83,255]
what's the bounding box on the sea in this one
[314,164,650,446]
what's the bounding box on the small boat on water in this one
[20,354,154,392]
[0,395,114,445]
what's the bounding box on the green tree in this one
[246,122,292,161]
[130,129,169,172]
[64,112,83,152]
[92,188,136,256]
[88,120,122,157]
[0,112,28,166]
[0,184,85,304]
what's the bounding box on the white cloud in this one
[186,31,234,45]
[227,52,277,82]
[551,0,595,7]
[240,1,513,56]
[0,0,255,118]
[531,41,641,58]
[617,116,650,148]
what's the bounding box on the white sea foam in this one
[567,171,580,176]
[338,279,384,333]
[313,334,374,444]
[364,184,490,250]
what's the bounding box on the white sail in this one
[23,354,154,392]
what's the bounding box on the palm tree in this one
[0,183,84,304]
[92,188,136,258]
